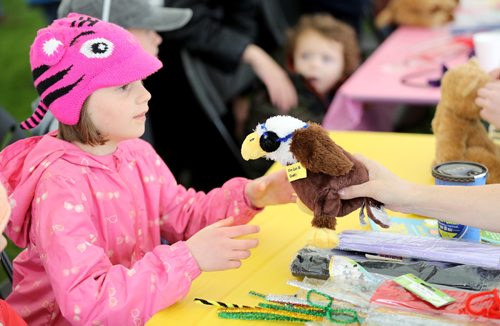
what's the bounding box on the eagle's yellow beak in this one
[241,131,267,160]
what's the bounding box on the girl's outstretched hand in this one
[245,169,297,209]
[186,217,260,271]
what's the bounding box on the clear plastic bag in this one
[290,246,500,291]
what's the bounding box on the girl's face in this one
[86,80,151,147]
[128,28,163,57]
[293,29,344,96]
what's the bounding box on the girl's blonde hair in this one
[58,100,108,146]
[286,13,361,80]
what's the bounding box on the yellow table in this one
[147,132,436,325]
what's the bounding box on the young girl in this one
[0,14,296,325]
[236,13,361,174]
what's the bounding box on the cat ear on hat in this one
[30,29,67,68]
[22,29,68,130]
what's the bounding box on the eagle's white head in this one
[241,115,308,166]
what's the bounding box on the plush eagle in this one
[241,115,390,230]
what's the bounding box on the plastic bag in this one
[371,280,500,324]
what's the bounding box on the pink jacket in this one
[0,134,259,325]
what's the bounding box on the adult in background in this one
[147,0,297,191]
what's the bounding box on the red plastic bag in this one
[371,280,500,321]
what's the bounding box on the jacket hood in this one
[0,133,112,247]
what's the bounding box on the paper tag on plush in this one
[394,274,455,307]
[286,162,307,181]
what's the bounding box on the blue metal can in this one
[432,161,488,242]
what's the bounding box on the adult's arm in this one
[339,155,500,232]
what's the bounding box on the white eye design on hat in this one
[80,38,114,59]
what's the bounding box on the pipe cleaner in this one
[217,307,322,322]
[306,289,359,324]
[193,298,251,308]
[464,288,500,319]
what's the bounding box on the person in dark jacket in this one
[147,0,297,190]
[159,0,297,111]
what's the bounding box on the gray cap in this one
[58,0,192,32]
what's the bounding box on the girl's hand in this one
[245,169,296,209]
[186,217,260,271]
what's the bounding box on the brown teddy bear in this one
[376,0,459,29]
[432,58,500,184]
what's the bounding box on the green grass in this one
[0,0,46,282]
[0,0,45,122]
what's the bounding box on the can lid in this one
[432,161,488,183]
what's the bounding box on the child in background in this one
[236,13,361,141]
[0,14,296,325]
[0,183,27,325]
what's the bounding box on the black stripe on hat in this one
[34,108,44,120]
[70,31,95,47]
[20,74,84,130]
[32,64,50,82]
[76,16,99,28]
[33,102,48,120]
[19,102,49,130]
[43,74,84,106]
[20,119,35,130]
[36,65,73,96]
[37,103,47,114]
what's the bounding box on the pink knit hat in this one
[21,13,162,130]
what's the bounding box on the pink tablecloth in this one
[323,26,471,131]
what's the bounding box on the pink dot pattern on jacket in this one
[1,135,258,325]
